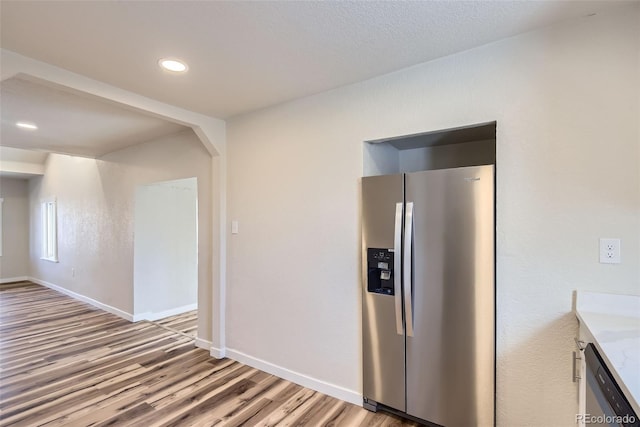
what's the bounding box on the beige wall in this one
[0,177,30,280]
[29,130,214,341]
[226,4,639,425]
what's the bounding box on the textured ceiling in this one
[0,76,187,158]
[0,0,630,119]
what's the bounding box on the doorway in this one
[133,177,198,334]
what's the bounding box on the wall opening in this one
[363,121,496,177]
[133,177,198,323]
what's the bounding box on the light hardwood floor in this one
[155,311,198,339]
[0,281,421,426]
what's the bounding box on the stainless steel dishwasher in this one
[584,344,639,427]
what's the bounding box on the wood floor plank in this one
[287,393,337,426]
[222,382,303,426]
[253,387,319,426]
[0,282,420,426]
[48,353,217,427]
[167,371,285,426]
[155,310,198,338]
[211,374,288,423]
[320,402,369,426]
[225,382,307,427]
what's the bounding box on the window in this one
[0,198,3,256]
[41,197,58,262]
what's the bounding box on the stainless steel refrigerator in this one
[362,165,495,427]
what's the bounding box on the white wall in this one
[29,130,214,340]
[134,177,198,319]
[226,4,640,426]
[0,177,30,280]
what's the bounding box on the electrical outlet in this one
[599,238,621,264]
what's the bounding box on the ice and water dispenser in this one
[367,248,394,295]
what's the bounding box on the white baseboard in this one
[210,346,226,359]
[195,337,212,351]
[225,348,361,406]
[29,276,134,322]
[132,303,198,322]
[0,276,29,284]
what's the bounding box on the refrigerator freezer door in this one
[362,173,405,412]
[405,165,495,427]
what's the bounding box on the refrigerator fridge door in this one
[405,165,495,427]
[361,173,405,412]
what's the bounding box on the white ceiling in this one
[0,76,188,158]
[0,0,631,120]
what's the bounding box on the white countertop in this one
[575,291,640,415]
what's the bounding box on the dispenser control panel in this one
[367,248,394,295]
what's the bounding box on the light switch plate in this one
[599,238,621,264]
[231,220,239,234]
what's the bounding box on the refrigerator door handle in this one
[404,202,414,337]
[394,202,404,335]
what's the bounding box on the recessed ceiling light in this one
[159,58,188,73]
[16,121,38,130]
